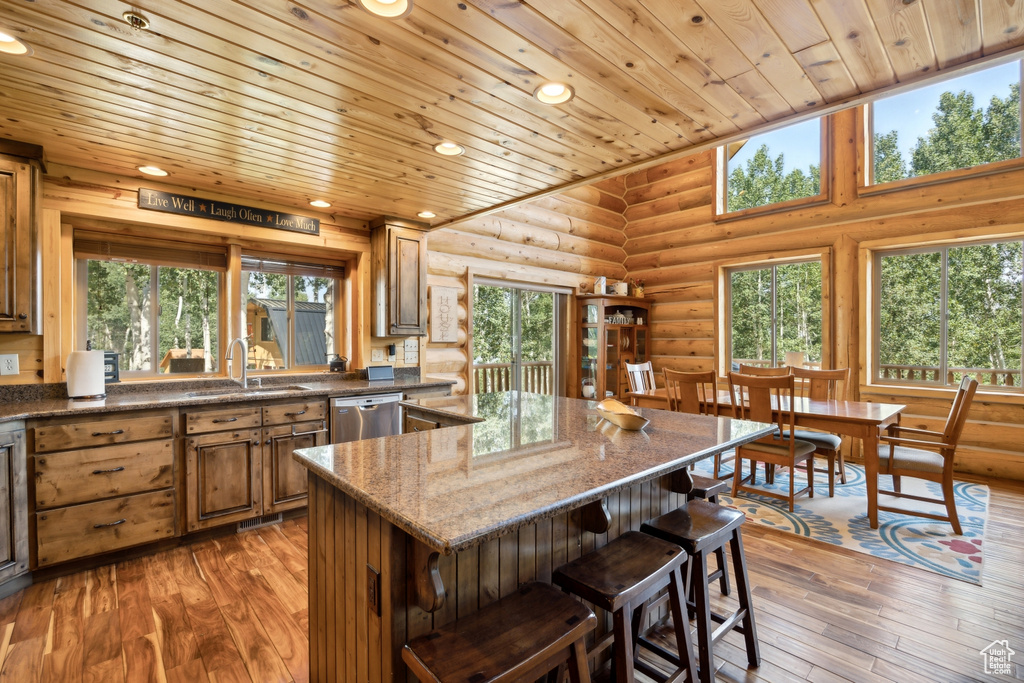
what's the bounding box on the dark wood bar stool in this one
[641,500,760,683]
[553,531,697,683]
[402,582,597,683]
[673,472,731,597]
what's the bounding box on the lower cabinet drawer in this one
[34,440,174,509]
[35,489,175,567]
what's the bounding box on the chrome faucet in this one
[225,337,248,389]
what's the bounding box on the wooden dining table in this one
[628,388,906,528]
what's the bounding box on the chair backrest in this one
[737,364,792,376]
[942,375,978,449]
[663,368,718,416]
[791,366,849,401]
[728,371,799,441]
[624,361,657,392]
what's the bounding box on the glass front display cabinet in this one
[577,295,650,400]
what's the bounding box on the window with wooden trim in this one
[727,260,823,370]
[875,240,1022,389]
[241,255,344,371]
[868,60,1022,186]
[717,117,827,217]
[75,232,224,376]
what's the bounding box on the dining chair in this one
[788,366,851,496]
[624,360,657,393]
[738,364,792,376]
[728,371,817,511]
[663,368,732,479]
[876,375,978,534]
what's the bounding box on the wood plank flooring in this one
[0,477,1022,682]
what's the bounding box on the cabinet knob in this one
[17,313,26,320]
[265,439,271,445]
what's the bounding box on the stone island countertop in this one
[293,391,774,556]
[0,374,454,423]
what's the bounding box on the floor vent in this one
[237,513,283,533]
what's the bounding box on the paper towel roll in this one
[67,350,106,398]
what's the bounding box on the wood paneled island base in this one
[308,469,698,681]
[296,392,774,682]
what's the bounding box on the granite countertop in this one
[0,373,454,423]
[294,391,774,555]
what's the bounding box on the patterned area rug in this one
[692,460,989,585]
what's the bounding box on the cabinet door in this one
[0,161,35,333]
[262,421,326,514]
[0,429,28,584]
[389,226,427,335]
[185,429,262,531]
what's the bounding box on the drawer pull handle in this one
[285,410,307,416]
[212,417,239,423]
[92,466,126,475]
[291,426,328,437]
[92,429,124,437]
[94,519,126,529]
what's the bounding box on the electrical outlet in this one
[371,348,384,362]
[366,564,381,616]
[0,354,18,376]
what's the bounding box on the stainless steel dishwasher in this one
[329,393,403,442]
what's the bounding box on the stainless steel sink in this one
[186,384,310,398]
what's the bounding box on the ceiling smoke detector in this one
[122,11,151,31]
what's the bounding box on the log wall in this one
[424,178,628,395]
[624,108,1024,480]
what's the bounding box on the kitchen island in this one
[293,391,773,682]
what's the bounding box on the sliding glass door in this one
[472,282,563,395]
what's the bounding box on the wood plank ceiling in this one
[0,0,1022,225]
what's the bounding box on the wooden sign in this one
[138,188,320,236]
[430,286,459,343]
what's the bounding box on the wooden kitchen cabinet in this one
[261,399,327,514]
[29,410,177,567]
[370,216,428,337]
[184,426,262,532]
[0,423,28,587]
[0,155,40,334]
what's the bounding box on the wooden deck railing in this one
[473,361,554,394]
[880,364,1020,387]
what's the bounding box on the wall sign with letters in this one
[430,286,459,343]
[138,188,320,236]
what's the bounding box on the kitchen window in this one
[726,260,823,370]
[241,255,344,371]
[75,232,224,376]
[875,240,1023,389]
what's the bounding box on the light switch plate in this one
[404,339,418,353]
[0,354,18,376]
[371,348,384,362]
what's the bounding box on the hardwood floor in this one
[0,477,1022,682]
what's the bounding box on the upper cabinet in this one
[370,216,428,337]
[0,152,41,334]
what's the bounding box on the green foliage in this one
[726,144,820,212]
[875,82,1021,182]
[730,262,821,367]
[878,253,941,369]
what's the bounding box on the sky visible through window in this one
[729,118,820,177]
[874,60,1021,162]
[729,60,1020,178]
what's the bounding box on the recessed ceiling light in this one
[434,141,464,156]
[357,0,413,19]
[417,211,436,218]
[0,30,31,56]
[122,11,151,31]
[310,199,331,208]
[137,165,168,177]
[534,82,574,104]
[533,82,575,105]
